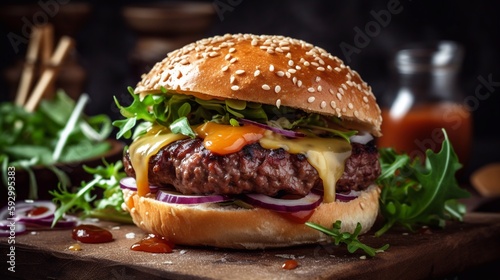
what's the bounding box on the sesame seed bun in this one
[135,33,382,136]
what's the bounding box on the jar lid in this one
[394,41,464,73]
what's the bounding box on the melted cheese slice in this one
[259,132,352,203]
[128,125,187,196]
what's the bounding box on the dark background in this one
[1,0,499,178]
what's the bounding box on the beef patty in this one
[123,139,380,197]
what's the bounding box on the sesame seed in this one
[315,76,321,82]
[235,69,245,75]
[230,75,235,83]
[288,68,296,73]
[348,103,354,109]
[292,77,297,84]
[275,85,281,93]
[288,60,294,66]
[320,101,326,108]
[180,59,189,65]
[359,202,365,210]
[286,52,292,58]
[330,101,336,108]
[336,93,342,100]
[229,57,237,63]
[267,48,275,54]
[276,99,281,108]
[209,52,219,57]
[275,47,283,53]
[297,80,302,87]
[334,67,341,72]
[260,46,268,50]
[308,96,315,103]
[254,70,261,77]
[303,61,310,66]
[221,65,229,72]
[262,84,271,90]
[281,46,290,51]
[229,47,236,53]
[231,85,239,91]
[269,64,275,72]
[363,96,369,103]
[251,40,258,46]
[295,65,301,70]
[317,67,325,71]
[308,87,315,93]
[285,72,291,78]
[311,62,319,67]
[342,108,347,113]
[354,110,360,118]
[329,89,335,95]
[276,71,285,77]
[327,65,333,71]
[317,85,322,92]
[339,88,345,95]
[225,54,231,60]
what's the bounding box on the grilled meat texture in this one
[124,139,380,196]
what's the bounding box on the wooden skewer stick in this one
[40,24,55,99]
[15,26,43,107]
[24,36,74,112]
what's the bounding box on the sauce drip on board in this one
[72,224,113,243]
[131,233,175,253]
[282,259,299,270]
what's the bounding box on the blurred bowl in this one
[122,2,215,36]
[1,139,124,205]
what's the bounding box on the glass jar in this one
[378,41,472,166]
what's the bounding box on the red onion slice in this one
[120,177,159,193]
[243,192,322,212]
[156,190,232,204]
[335,190,361,202]
[0,220,26,237]
[240,118,305,138]
[22,215,78,230]
[0,200,56,222]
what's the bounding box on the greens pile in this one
[113,87,355,141]
[0,91,112,199]
[50,160,131,226]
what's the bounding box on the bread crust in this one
[122,185,380,249]
[135,34,382,136]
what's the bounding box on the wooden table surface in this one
[1,211,500,280]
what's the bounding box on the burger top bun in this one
[135,33,382,136]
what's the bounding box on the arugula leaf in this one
[50,160,131,226]
[375,129,470,236]
[170,116,196,138]
[306,221,389,257]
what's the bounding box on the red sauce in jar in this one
[378,103,472,165]
[72,224,113,243]
[131,233,174,253]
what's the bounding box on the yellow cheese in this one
[259,131,351,203]
[128,125,187,196]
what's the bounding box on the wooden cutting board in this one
[1,212,500,280]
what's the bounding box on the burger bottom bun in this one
[123,185,380,249]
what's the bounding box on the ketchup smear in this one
[131,233,175,253]
[72,224,113,243]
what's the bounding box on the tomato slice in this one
[279,209,316,224]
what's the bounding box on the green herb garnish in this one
[306,221,389,257]
[375,129,470,236]
[0,91,112,199]
[50,160,131,226]
[112,87,356,141]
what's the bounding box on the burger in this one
[115,33,383,249]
